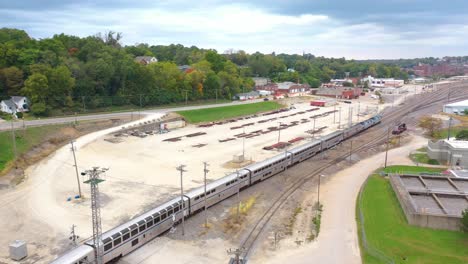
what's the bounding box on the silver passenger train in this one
[51,114,382,264]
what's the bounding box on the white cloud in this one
[1,2,468,59]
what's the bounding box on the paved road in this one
[0,100,263,131]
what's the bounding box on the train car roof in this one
[245,151,291,171]
[185,169,250,198]
[288,139,321,154]
[100,195,183,242]
[320,130,343,141]
[50,245,93,264]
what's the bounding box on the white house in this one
[134,56,158,65]
[0,96,29,115]
[443,100,468,115]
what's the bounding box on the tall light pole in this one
[203,162,209,228]
[312,117,316,138]
[384,127,391,168]
[185,90,188,105]
[70,141,82,198]
[10,117,17,169]
[236,170,241,222]
[447,117,453,140]
[176,165,187,235]
[81,167,108,264]
[338,107,342,129]
[242,127,245,159]
[277,122,282,143]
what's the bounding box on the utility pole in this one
[215,89,218,104]
[277,122,282,143]
[81,167,108,264]
[338,107,342,129]
[69,224,80,246]
[312,117,316,138]
[384,127,391,168]
[227,248,245,264]
[357,100,360,122]
[10,117,17,169]
[139,94,143,118]
[447,116,453,140]
[82,96,86,112]
[185,90,188,105]
[176,165,187,235]
[203,162,209,228]
[236,170,241,222]
[333,103,337,123]
[242,127,245,159]
[348,106,353,128]
[349,140,353,162]
[70,141,82,198]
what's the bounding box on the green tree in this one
[463,109,468,115]
[48,66,75,106]
[0,66,23,95]
[456,130,468,140]
[22,73,48,103]
[205,51,226,73]
[462,209,468,233]
[418,116,442,138]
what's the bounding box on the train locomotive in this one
[51,114,382,264]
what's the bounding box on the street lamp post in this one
[176,165,187,235]
[203,162,209,228]
[277,122,282,143]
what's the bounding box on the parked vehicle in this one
[392,123,407,135]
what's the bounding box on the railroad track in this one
[237,84,468,261]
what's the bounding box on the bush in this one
[31,102,47,116]
[462,209,468,233]
[16,112,23,119]
[456,130,468,141]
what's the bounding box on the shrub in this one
[16,112,23,119]
[462,209,468,233]
[31,102,47,116]
[456,130,468,141]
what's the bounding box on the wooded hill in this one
[0,28,409,116]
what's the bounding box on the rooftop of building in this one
[445,99,468,107]
[444,137,468,149]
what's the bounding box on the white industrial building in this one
[428,138,468,167]
[362,76,404,88]
[443,100,468,115]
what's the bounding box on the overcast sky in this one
[1,0,468,59]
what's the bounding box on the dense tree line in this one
[0,28,409,116]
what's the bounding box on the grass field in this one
[377,165,445,175]
[176,101,283,123]
[409,153,440,165]
[358,167,468,264]
[0,125,64,172]
[435,126,468,140]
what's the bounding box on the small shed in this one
[9,240,27,261]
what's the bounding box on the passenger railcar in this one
[51,114,382,264]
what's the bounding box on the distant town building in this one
[233,91,260,101]
[134,56,158,65]
[361,76,404,88]
[413,63,468,77]
[316,87,362,99]
[0,96,29,115]
[252,77,270,87]
[443,100,468,115]
[427,138,468,167]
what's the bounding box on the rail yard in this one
[0,82,467,264]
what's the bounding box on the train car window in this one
[161,212,167,220]
[226,183,230,186]
[147,218,154,227]
[104,243,112,252]
[167,208,173,215]
[131,228,138,237]
[132,239,139,247]
[113,237,122,246]
[154,215,160,223]
[123,232,130,241]
[139,225,146,232]
[103,237,112,244]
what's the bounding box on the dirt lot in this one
[0,85,428,263]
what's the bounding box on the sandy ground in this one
[0,114,164,263]
[0,84,425,263]
[253,134,428,264]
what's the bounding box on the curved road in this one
[0,99,263,131]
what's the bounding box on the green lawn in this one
[0,125,64,172]
[435,126,468,140]
[176,101,283,123]
[358,170,468,264]
[409,153,440,165]
[378,165,445,175]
